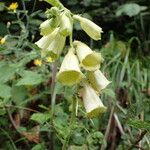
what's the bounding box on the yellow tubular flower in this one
[35,28,59,50]
[59,12,72,37]
[57,48,84,86]
[87,70,111,93]
[73,15,103,41]
[8,2,18,10]
[34,59,42,66]
[73,41,103,71]
[46,33,66,60]
[81,83,107,118]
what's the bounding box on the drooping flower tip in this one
[57,48,84,86]
[73,15,103,40]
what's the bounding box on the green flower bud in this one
[73,41,103,71]
[81,83,107,118]
[73,15,103,40]
[57,48,84,86]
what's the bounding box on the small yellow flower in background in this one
[8,2,18,11]
[0,37,6,45]
[46,57,53,63]
[34,59,42,66]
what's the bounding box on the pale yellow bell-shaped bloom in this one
[46,32,66,60]
[35,28,59,50]
[40,19,56,36]
[57,48,84,86]
[73,41,103,71]
[88,70,111,93]
[73,15,103,40]
[81,83,107,118]
[59,12,72,36]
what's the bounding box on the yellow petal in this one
[34,59,42,66]
[73,15,103,40]
[87,70,111,93]
[57,48,84,86]
[73,41,103,71]
[81,83,107,118]
[8,2,18,10]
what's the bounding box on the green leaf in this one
[116,3,147,17]
[0,23,8,36]
[31,113,50,124]
[0,2,5,11]
[68,145,88,150]
[11,86,28,105]
[127,119,150,132]
[31,144,45,150]
[0,64,16,83]
[16,71,43,86]
[0,84,11,99]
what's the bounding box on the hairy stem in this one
[62,97,77,150]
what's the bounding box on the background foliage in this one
[0,0,150,150]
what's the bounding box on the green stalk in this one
[62,97,77,150]
[44,0,64,8]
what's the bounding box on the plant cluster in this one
[35,0,110,118]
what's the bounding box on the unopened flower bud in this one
[73,41,103,71]
[81,83,107,118]
[87,70,111,93]
[73,15,103,40]
[57,48,84,86]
